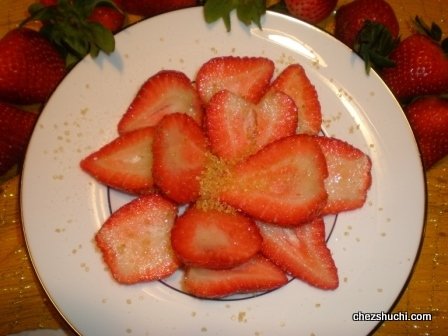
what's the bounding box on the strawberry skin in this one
[171,206,262,269]
[0,103,38,175]
[195,56,275,104]
[122,0,196,17]
[117,70,203,134]
[220,135,328,226]
[152,113,208,204]
[0,28,66,105]
[257,217,338,290]
[405,96,448,170]
[89,0,125,33]
[314,136,372,215]
[80,127,155,194]
[381,34,448,102]
[335,0,399,48]
[284,0,338,24]
[271,64,322,135]
[183,254,288,298]
[95,194,180,284]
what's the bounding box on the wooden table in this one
[0,0,447,335]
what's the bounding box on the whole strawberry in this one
[122,0,197,17]
[0,103,38,175]
[0,28,66,105]
[405,96,448,170]
[334,0,399,48]
[284,0,338,24]
[381,33,448,102]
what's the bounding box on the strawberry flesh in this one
[171,206,262,269]
[152,113,208,204]
[257,217,339,290]
[271,64,322,135]
[183,254,288,298]
[314,136,372,215]
[219,135,328,226]
[195,56,275,105]
[117,70,203,134]
[95,194,180,284]
[80,127,155,194]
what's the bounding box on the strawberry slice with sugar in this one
[314,136,372,214]
[80,127,155,194]
[117,70,203,134]
[195,56,274,104]
[171,206,262,269]
[255,89,298,149]
[152,113,208,204]
[205,90,257,162]
[183,254,288,298]
[271,64,322,135]
[257,217,339,290]
[219,135,328,226]
[95,194,180,284]
[205,89,298,162]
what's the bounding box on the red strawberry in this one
[171,206,262,269]
[334,0,399,48]
[271,64,322,135]
[152,113,208,204]
[314,136,372,215]
[183,254,288,298]
[219,135,328,226]
[205,89,297,162]
[122,0,197,17]
[284,0,338,24]
[0,28,66,105]
[89,0,125,33]
[257,217,338,290]
[95,194,180,284]
[0,103,38,175]
[405,96,448,170]
[380,34,448,102]
[80,127,155,194]
[195,56,275,105]
[117,70,203,134]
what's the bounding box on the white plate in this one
[21,7,425,336]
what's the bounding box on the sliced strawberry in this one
[219,135,328,226]
[80,127,155,194]
[314,136,372,215]
[0,102,38,175]
[205,90,257,162]
[257,217,339,290]
[254,89,298,149]
[95,194,180,284]
[183,254,288,298]
[205,89,298,162]
[271,64,322,135]
[195,56,275,105]
[152,113,208,204]
[117,70,203,134]
[171,206,262,269]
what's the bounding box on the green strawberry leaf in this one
[21,0,118,68]
[204,0,266,31]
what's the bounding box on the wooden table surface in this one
[0,0,447,335]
